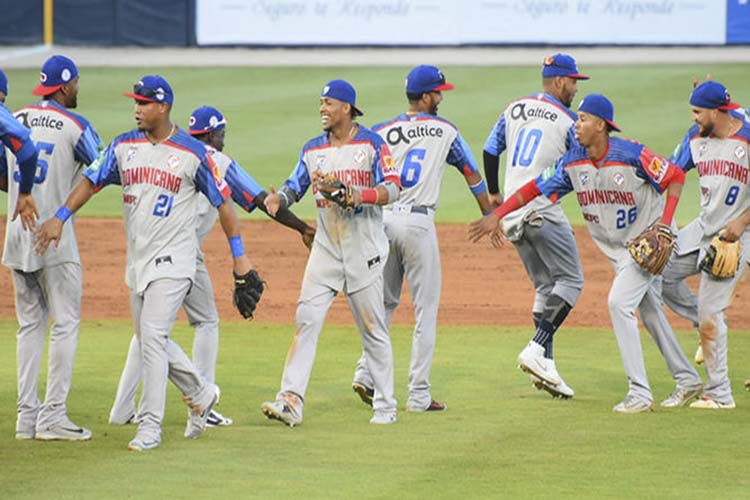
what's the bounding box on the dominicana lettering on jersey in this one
[122,166,182,193]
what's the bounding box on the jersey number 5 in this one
[400,148,425,188]
[13,141,54,185]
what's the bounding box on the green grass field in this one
[1,63,749,223]
[1,320,749,499]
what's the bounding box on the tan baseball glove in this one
[699,230,740,279]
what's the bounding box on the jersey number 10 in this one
[512,128,542,168]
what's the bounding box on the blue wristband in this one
[482,210,492,216]
[470,179,487,196]
[228,236,245,258]
[54,206,73,223]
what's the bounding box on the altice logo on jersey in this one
[510,103,558,122]
[16,112,64,131]
[385,124,443,146]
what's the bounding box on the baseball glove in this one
[316,172,357,210]
[699,231,740,279]
[233,269,265,320]
[627,222,676,275]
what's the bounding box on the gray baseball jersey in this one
[536,137,701,402]
[272,125,399,420]
[350,112,480,409]
[4,100,102,437]
[484,93,577,239]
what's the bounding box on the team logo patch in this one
[167,154,180,171]
[579,172,589,186]
[126,146,138,162]
[613,173,625,186]
[699,143,707,157]
[735,146,746,160]
[316,155,326,169]
[646,156,667,183]
[354,149,366,164]
[207,154,222,182]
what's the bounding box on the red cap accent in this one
[433,82,455,92]
[32,83,64,96]
[122,92,159,103]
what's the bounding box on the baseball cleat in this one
[745,379,750,391]
[369,411,397,424]
[15,429,35,440]
[35,418,93,441]
[407,400,447,412]
[531,374,574,399]
[261,397,303,427]
[689,396,736,410]
[694,344,704,365]
[612,396,653,414]
[206,409,233,427]
[128,436,161,452]
[352,382,374,407]
[659,385,703,408]
[184,385,220,439]
[517,341,561,386]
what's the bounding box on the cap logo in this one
[209,115,220,127]
[189,116,197,126]
[544,56,555,66]
[40,72,48,83]
[61,68,71,82]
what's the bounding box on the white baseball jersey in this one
[83,128,230,294]
[670,121,750,238]
[485,93,578,237]
[282,125,399,295]
[372,112,478,208]
[3,101,102,271]
[536,137,681,263]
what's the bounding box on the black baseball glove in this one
[233,269,265,320]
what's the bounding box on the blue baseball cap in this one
[690,81,740,111]
[123,75,174,105]
[578,94,621,132]
[188,105,227,135]
[33,55,78,96]
[406,65,455,94]
[542,53,589,80]
[0,69,7,96]
[321,79,363,116]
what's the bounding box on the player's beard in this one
[698,122,714,137]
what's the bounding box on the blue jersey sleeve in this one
[483,114,507,156]
[535,157,574,202]
[83,143,121,187]
[565,124,578,150]
[0,147,7,178]
[282,151,312,200]
[669,129,695,172]
[74,124,104,166]
[224,159,264,213]
[447,133,479,175]
[194,153,231,208]
[0,105,37,193]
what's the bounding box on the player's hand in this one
[264,186,281,217]
[489,226,506,249]
[12,193,39,231]
[232,254,252,276]
[468,212,503,244]
[34,218,64,254]
[722,217,747,242]
[301,226,316,250]
[489,193,504,210]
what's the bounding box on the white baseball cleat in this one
[612,396,653,414]
[35,417,92,441]
[128,435,161,452]
[517,341,561,386]
[206,409,233,427]
[689,396,736,410]
[369,411,397,424]
[15,429,35,440]
[694,344,704,365]
[659,385,703,408]
[184,385,220,439]
[261,396,303,427]
[531,373,575,399]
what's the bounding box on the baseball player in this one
[350,65,491,412]
[35,75,255,451]
[2,56,100,441]
[0,67,40,231]
[261,79,400,426]
[483,53,586,399]
[661,81,750,410]
[108,105,314,427]
[470,94,703,413]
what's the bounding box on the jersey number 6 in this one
[401,148,425,188]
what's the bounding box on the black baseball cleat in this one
[352,382,374,407]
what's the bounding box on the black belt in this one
[410,205,429,214]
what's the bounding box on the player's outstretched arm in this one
[34,177,96,254]
[217,200,253,275]
[723,209,750,242]
[253,190,316,250]
[464,170,493,216]
[468,179,542,246]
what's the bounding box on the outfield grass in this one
[1,319,749,499]
[1,64,748,224]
